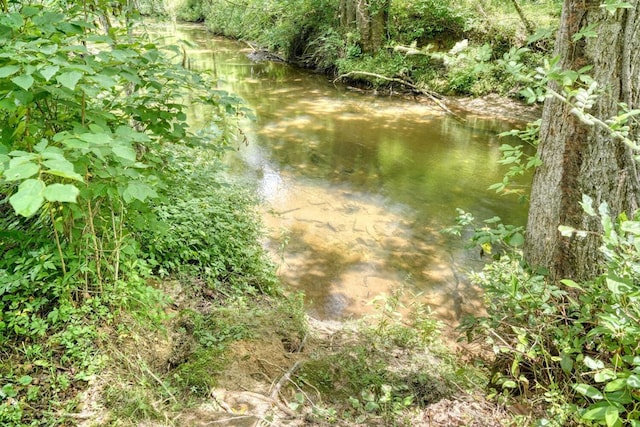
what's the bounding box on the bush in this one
[138,146,279,295]
[464,197,640,426]
[176,0,206,22]
[389,0,467,45]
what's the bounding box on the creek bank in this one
[336,83,542,124]
[79,277,512,426]
[244,48,542,124]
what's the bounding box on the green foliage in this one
[137,0,171,17]
[171,346,226,395]
[464,200,640,426]
[0,2,245,424]
[443,209,526,257]
[138,146,279,294]
[291,290,461,425]
[175,0,205,22]
[490,119,541,200]
[0,0,237,335]
[389,0,466,44]
[0,295,117,426]
[336,51,411,87]
[202,0,339,63]
[186,0,560,96]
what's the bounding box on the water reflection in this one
[155,22,533,324]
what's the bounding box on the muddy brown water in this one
[155,22,532,325]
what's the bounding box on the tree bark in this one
[525,0,640,281]
[340,0,356,28]
[340,0,390,53]
[355,0,390,53]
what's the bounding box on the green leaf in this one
[604,406,619,427]
[573,383,604,400]
[43,184,79,203]
[508,232,525,247]
[90,74,116,89]
[581,404,608,420]
[606,277,632,295]
[0,12,24,29]
[56,71,83,90]
[34,139,49,153]
[288,401,300,411]
[604,406,620,427]
[3,161,39,181]
[600,0,634,15]
[79,132,112,145]
[580,194,596,216]
[1,384,17,398]
[594,369,616,383]
[0,65,20,78]
[584,356,605,370]
[364,401,379,412]
[560,353,574,374]
[40,65,60,82]
[42,159,84,182]
[112,144,137,162]
[560,279,583,291]
[621,220,640,235]
[9,179,45,217]
[123,181,158,203]
[11,74,34,90]
[604,378,627,392]
[627,374,640,388]
[18,376,32,386]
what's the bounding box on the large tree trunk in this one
[525,0,640,281]
[340,0,390,53]
[340,0,356,28]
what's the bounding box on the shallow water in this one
[158,22,532,324]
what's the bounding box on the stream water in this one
[157,22,532,324]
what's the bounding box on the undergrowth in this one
[457,200,640,426]
[287,289,483,426]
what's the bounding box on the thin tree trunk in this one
[525,0,640,281]
[509,0,535,35]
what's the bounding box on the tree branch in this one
[333,71,465,121]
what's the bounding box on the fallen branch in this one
[243,41,287,63]
[269,361,301,416]
[241,390,297,418]
[333,71,465,121]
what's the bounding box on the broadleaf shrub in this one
[464,199,640,425]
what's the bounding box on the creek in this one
[158,22,532,324]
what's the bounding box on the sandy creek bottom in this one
[256,168,486,325]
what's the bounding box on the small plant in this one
[443,209,526,258]
[138,150,279,295]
